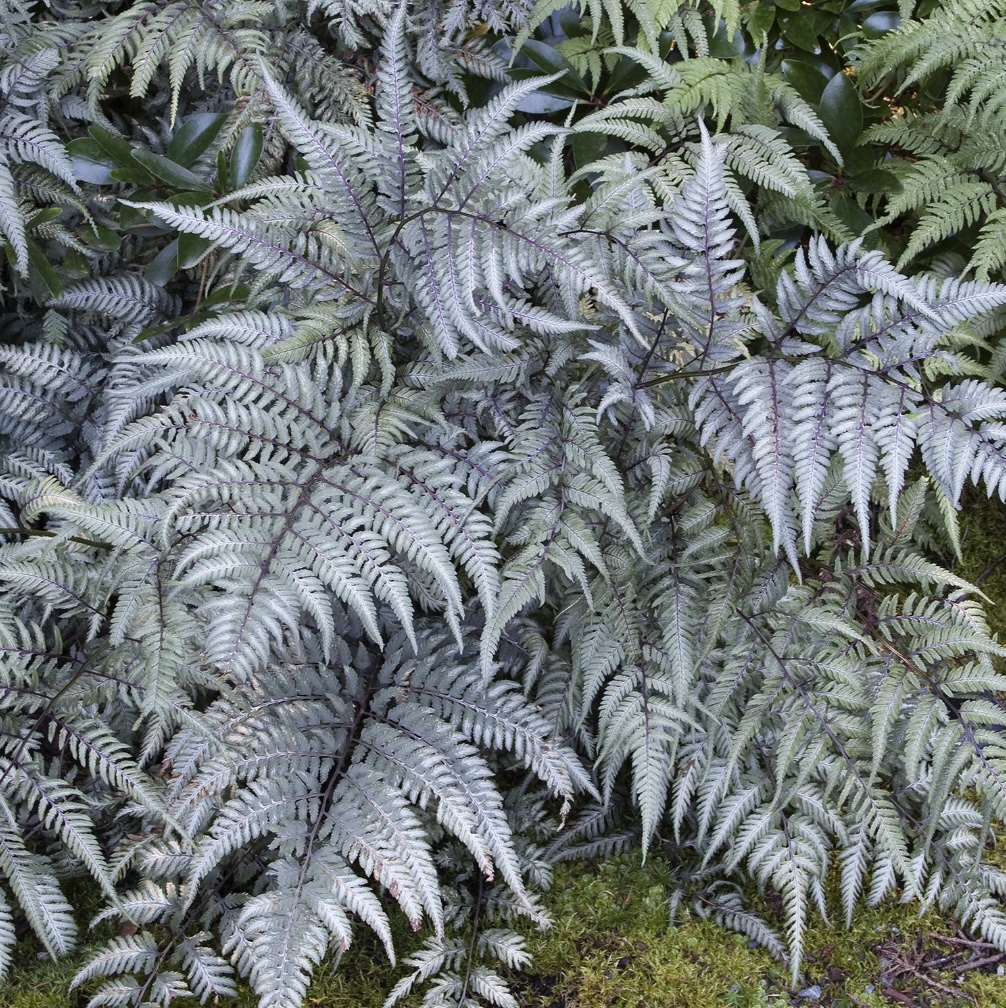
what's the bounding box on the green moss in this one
[512,855,781,1008]
[513,853,1006,1008]
[4,953,87,1008]
[10,497,1006,1007]
[1,928,404,1008]
[957,488,1006,641]
[7,853,1006,1007]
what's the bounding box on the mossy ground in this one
[958,487,1006,641]
[8,496,1006,1007]
[7,852,1006,1007]
[512,855,1006,1007]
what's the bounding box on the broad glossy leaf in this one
[831,15,860,51]
[819,71,863,156]
[66,139,115,185]
[842,146,876,172]
[228,124,263,189]
[145,240,179,285]
[166,113,227,167]
[781,60,829,104]
[516,91,574,114]
[572,131,608,169]
[846,168,901,194]
[558,7,585,35]
[511,39,592,97]
[177,232,212,268]
[606,54,647,94]
[832,193,875,236]
[130,150,213,192]
[83,225,121,252]
[87,125,134,167]
[707,19,745,57]
[60,248,91,280]
[780,13,824,53]
[27,208,63,227]
[861,11,900,36]
[26,238,62,299]
[748,1,776,39]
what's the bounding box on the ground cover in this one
[6,0,1006,1004]
[10,491,1006,1008]
[7,852,1006,1007]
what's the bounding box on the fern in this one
[855,0,1006,275]
[0,40,81,279]
[4,1,1006,1006]
[571,46,846,243]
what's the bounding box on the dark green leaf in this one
[512,39,592,97]
[60,248,91,280]
[166,113,227,167]
[558,7,586,35]
[830,15,860,51]
[779,13,825,53]
[200,282,250,306]
[707,19,745,57]
[177,232,212,268]
[606,55,647,94]
[133,317,179,343]
[777,126,820,148]
[843,146,876,173]
[83,225,121,251]
[517,91,574,114]
[130,150,213,192]
[846,168,901,193]
[819,71,864,155]
[66,138,115,185]
[832,194,877,238]
[87,125,134,167]
[217,149,228,193]
[145,240,179,286]
[26,238,63,299]
[807,169,835,186]
[116,203,141,231]
[27,208,63,228]
[110,163,158,184]
[748,1,776,40]
[861,11,900,36]
[781,60,829,104]
[228,125,263,190]
[133,284,249,342]
[572,132,608,169]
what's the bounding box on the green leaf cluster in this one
[856,0,1006,279]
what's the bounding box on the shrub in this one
[2,0,1006,1006]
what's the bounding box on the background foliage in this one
[3,0,1006,1006]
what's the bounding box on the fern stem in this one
[0,527,112,550]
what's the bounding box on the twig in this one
[955,953,1006,974]
[926,953,967,969]
[930,932,1001,951]
[882,988,914,1005]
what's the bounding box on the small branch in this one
[954,953,1006,974]
[930,933,1001,951]
[0,527,112,550]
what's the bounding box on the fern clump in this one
[855,0,1006,279]
[3,0,1006,1006]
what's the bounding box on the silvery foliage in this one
[3,1,1006,1005]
